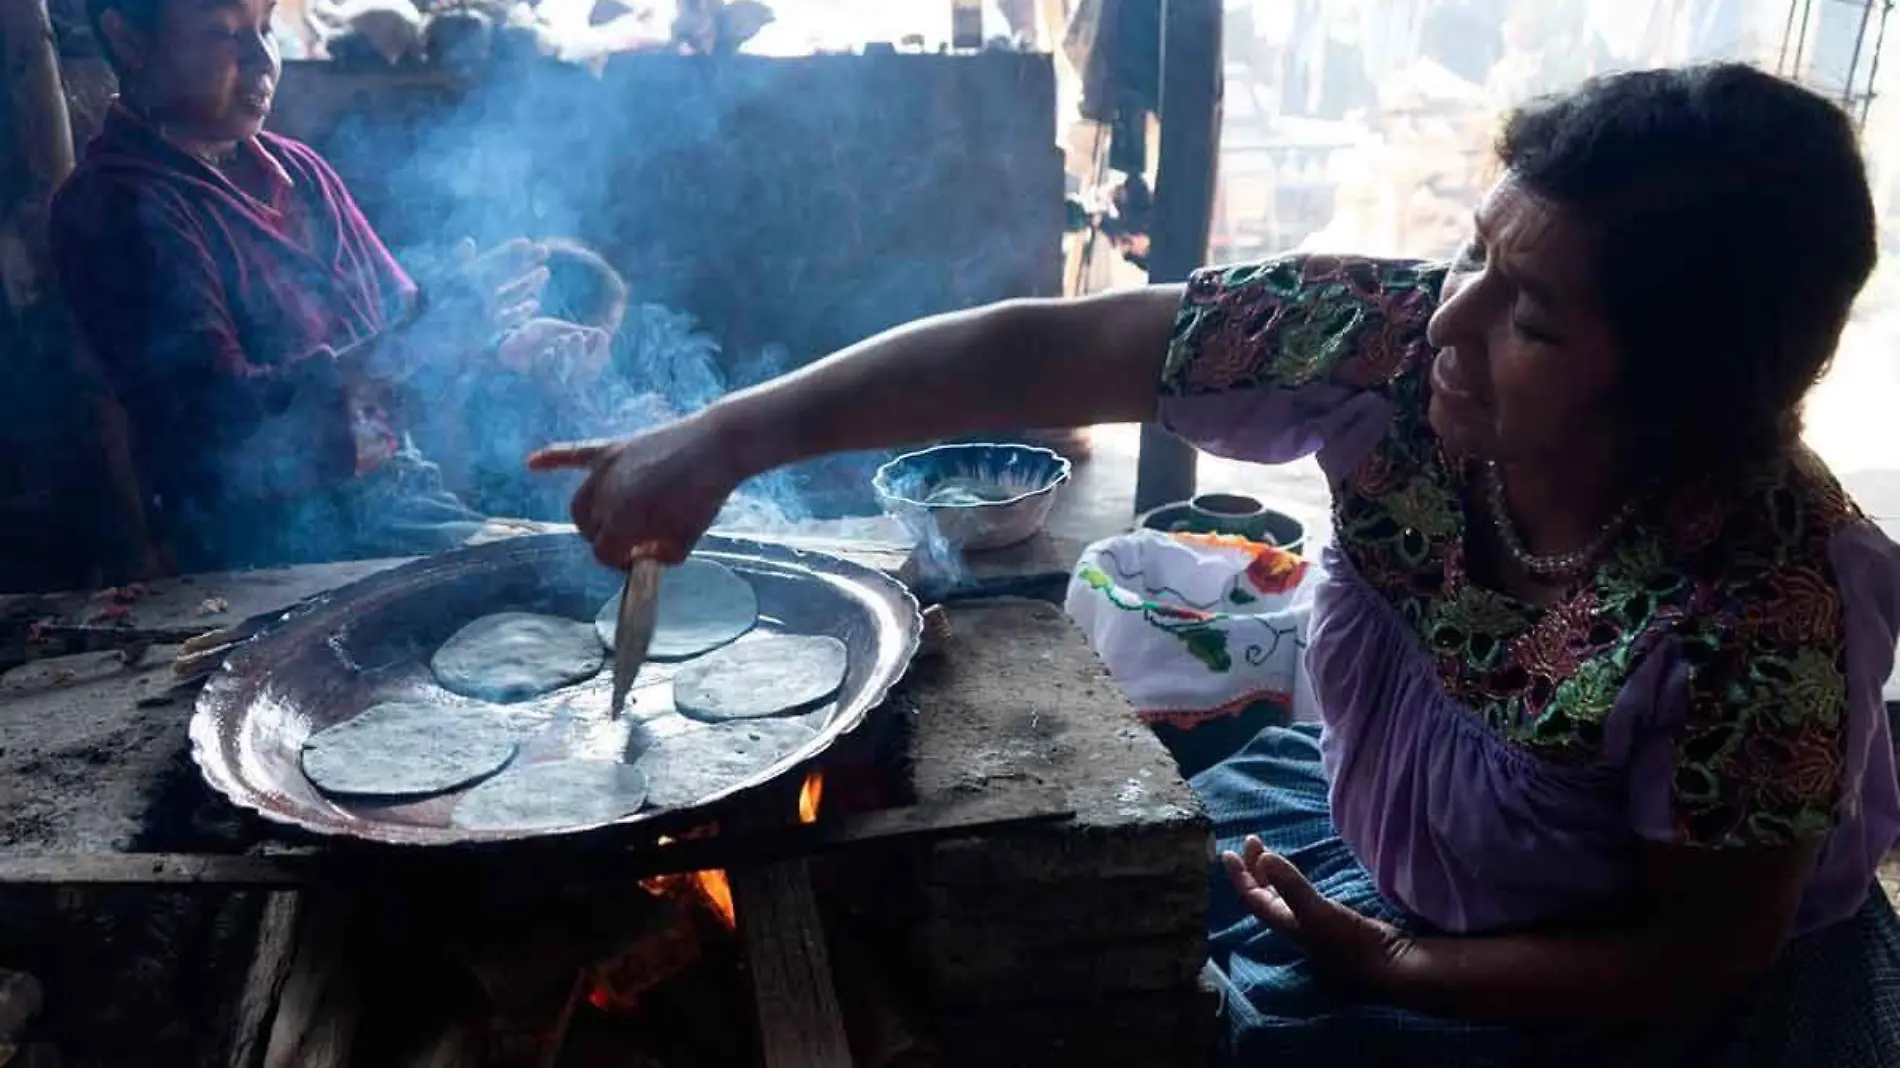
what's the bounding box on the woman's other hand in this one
[526,411,743,568]
[496,317,612,383]
[1222,836,1411,988]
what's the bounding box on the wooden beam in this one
[0,795,1074,889]
[1134,0,1223,514]
[731,857,853,1068]
[729,780,852,1068]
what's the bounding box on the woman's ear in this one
[98,9,149,76]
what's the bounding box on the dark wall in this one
[267,52,1066,370]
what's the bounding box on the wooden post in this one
[0,0,77,312]
[1134,0,1222,515]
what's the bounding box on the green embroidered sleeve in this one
[1157,255,1446,400]
[1664,569,1848,847]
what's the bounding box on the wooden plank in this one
[731,857,853,1068]
[0,796,1074,889]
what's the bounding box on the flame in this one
[798,769,825,824]
[693,869,737,929]
[591,775,830,1008]
[588,869,708,1011]
[637,834,738,931]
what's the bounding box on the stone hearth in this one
[0,553,1216,1066]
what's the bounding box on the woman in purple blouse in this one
[539,65,1900,1062]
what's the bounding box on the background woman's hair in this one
[1497,63,1876,487]
[84,0,162,74]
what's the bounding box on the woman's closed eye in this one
[1454,238,1486,271]
[1510,314,1562,345]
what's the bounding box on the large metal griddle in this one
[190,534,921,847]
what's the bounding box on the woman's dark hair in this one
[85,0,162,73]
[1498,63,1876,486]
[540,239,631,333]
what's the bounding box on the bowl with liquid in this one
[872,442,1073,551]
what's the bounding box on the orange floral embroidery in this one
[1245,547,1310,595]
[1170,533,1311,596]
[1172,532,1256,551]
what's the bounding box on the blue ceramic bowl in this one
[873,443,1073,551]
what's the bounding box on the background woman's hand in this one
[415,238,552,358]
[496,317,612,384]
[526,412,745,568]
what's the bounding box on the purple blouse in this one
[1157,255,1900,936]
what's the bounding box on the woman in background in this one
[53,0,603,570]
[537,64,1900,1064]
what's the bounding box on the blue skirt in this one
[1193,725,1900,1067]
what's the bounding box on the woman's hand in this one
[496,317,612,384]
[413,238,552,360]
[526,411,745,568]
[1223,836,1411,987]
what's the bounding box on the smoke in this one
[265,45,1057,560]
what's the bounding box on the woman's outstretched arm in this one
[531,285,1183,566]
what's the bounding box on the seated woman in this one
[52,0,603,572]
[535,65,1900,1063]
